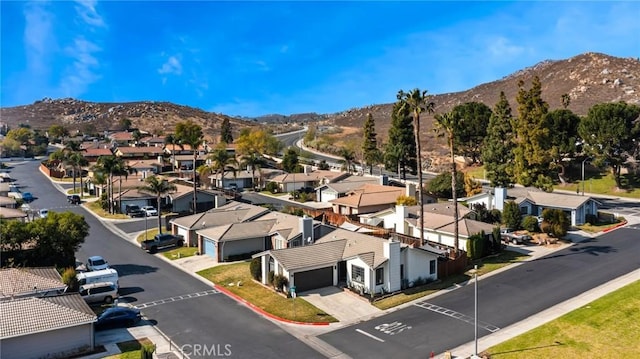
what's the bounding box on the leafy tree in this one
[543,109,581,184]
[578,102,640,189]
[521,215,540,232]
[29,211,90,268]
[132,129,143,144]
[362,113,381,175]
[426,172,464,199]
[236,129,281,189]
[119,118,132,131]
[220,118,234,144]
[540,208,570,237]
[471,203,500,224]
[513,76,553,190]
[397,89,435,247]
[48,124,69,143]
[249,258,262,280]
[502,201,522,230]
[281,147,301,173]
[198,143,238,188]
[139,175,177,233]
[463,173,482,197]
[304,124,317,144]
[5,127,32,144]
[339,147,356,174]
[451,102,492,164]
[0,220,30,251]
[396,195,417,206]
[175,120,204,213]
[435,111,462,256]
[317,160,330,170]
[385,101,416,180]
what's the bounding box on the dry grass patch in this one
[86,201,129,219]
[198,262,337,323]
[486,280,640,358]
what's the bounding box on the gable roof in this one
[329,184,405,208]
[407,202,473,218]
[82,148,113,157]
[266,240,347,271]
[0,294,96,339]
[116,146,165,155]
[0,267,65,299]
[171,202,269,229]
[109,131,134,141]
[406,212,495,238]
[270,170,345,184]
[197,219,277,242]
[317,176,381,193]
[523,191,594,209]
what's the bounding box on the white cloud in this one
[23,2,54,74]
[59,37,102,97]
[74,0,105,28]
[158,56,183,75]
[487,36,525,58]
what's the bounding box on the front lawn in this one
[86,201,129,219]
[373,250,529,310]
[198,262,337,323]
[162,246,199,260]
[577,218,626,233]
[486,280,640,358]
[136,228,160,243]
[104,338,155,359]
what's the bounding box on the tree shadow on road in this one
[111,264,158,277]
[532,242,616,261]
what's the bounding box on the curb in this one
[214,284,331,326]
[602,220,628,233]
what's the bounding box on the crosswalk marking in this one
[414,301,500,333]
[134,289,219,309]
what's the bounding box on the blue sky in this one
[1,1,639,117]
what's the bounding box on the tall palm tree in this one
[139,175,177,234]
[67,152,88,198]
[95,155,123,214]
[164,133,177,171]
[240,152,264,190]
[435,111,460,257]
[198,144,238,189]
[175,121,203,214]
[339,148,356,174]
[113,161,133,213]
[397,89,435,246]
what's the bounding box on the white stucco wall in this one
[346,257,373,295]
[402,248,438,284]
[1,324,94,359]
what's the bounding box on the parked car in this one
[500,228,532,244]
[86,255,110,271]
[141,205,158,216]
[125,205,145,218]
[79,281,118,304]
[95,306,142,330]
[141,233,184,253]
[67,194,81,204]
[38,209,49,218]
[22,192,34,202]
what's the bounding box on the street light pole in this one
[474,264,478,358]
[581,157,590,196]
[145,213,148,240]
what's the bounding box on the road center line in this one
[356,329,385,343]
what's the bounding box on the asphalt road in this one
[7,160,323,359]
[320,226,640,357]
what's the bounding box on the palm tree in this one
[240,152,265,190]
[139,175,177,234]
[397,89,435,246]
[198,144,238,189]
[67,152,88,198]
[435,111,460,257]
[95,155,124,214]
[339,148,356,174]
[175,121,203,214]
[164,133,177,171]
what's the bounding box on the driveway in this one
[299,286,382,324]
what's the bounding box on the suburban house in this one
[196,212,333,262]
[108,131,135,146]
[315,174,381,203]
[269,168,348,193]
[0,206,28,220]
[0,294,96,359]
[206,168,284,191]
[0,268,96,359]
[0,195,18,209]
[138,135,166,148]
[362,204,494,252]
[167,182,226,214]
[114,146,165,160]
[81,148,113,164]
[126,159,166,175]
[329,183,412,216]
[252,228,445,294]
[465,187,600,226]
[170,201,270,247]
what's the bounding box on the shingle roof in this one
[268,240,347,271]
[330,184,405,208]
[198,219,278,242]
[171,203,269,229]
[406,212,495,238]
[116,146,165,155]
[524,191,591,210]
[0,207,28,219]
[270,170,344,184]
[407,202,472,218]
[0,294,95,339]
[0,268,65,298]
[83,148,113,157]
[319,177,380,194]
[0,196,16,206]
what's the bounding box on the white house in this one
[252,228,444,295]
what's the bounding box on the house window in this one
[429,260,436,275]
[352,265,364,284]
[375,268,384,285]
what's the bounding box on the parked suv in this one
[67,195,81,204]
[125,205,145,218]
[79,282,118,304]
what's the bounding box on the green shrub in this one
[273,274,288,292]
[541,208,570,237]
[492,227,502,253]
[502,201,522,230]
[585,214,598,225]
[249,258,262,280]
[140,343,155,359]
[521,215,540,232]
[265,181,279,193]
[61,267,78,291]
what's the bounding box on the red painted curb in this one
[214,284,330,326]
[602,221,628,233]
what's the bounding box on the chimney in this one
[303,165,312,174]
[383,240,401,293]
[395,205,408,235]
[494,187,507,211]
[300,215,313,245]
[215,195,226,208]
[157,155,163,164]
[380,174,388,186]
[405,183,416,197]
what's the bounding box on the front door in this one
[338,261,347,282]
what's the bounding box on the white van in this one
[76,268,119,288]
[79,282,119,304]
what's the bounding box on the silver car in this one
[79,282,119,304]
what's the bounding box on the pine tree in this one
[220,118,233,144]
[384,101,416,180]
[362,113,380,175]
[451,102,492,164]
[513,76,552,190]
[482,91,515,187]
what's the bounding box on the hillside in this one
[322,52,640,166]
[1,52,638,153]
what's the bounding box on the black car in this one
[125,205,145,218]
[67,195,81,204]
[95,307,142,330]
